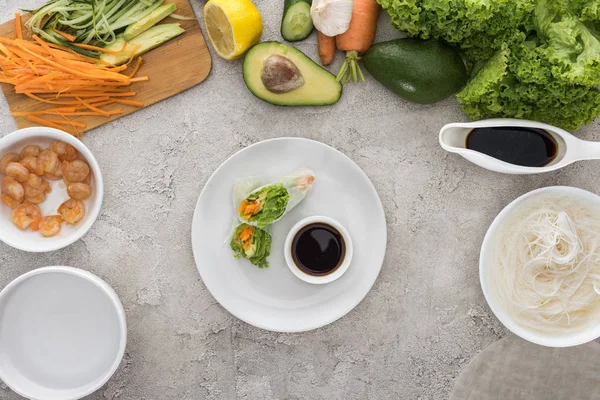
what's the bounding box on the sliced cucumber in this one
[100,23,185,65]
[123,3,177,41]
[281,0,313,42]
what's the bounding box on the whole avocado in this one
[363,39,467,104]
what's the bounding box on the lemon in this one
[204,0,263,60]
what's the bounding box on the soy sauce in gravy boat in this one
[439,118,600,175]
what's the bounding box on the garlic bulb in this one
[310,0,354,37]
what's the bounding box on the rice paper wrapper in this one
[450,335,600,400]
[232,168,315,227]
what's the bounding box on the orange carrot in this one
[0,24,147,135]
[56,110,123,116]
[75,97,111,117]
[46,119,86,128]
[15,13,22,40]
[12,107,77,116]
[318,32,336,66]
[52,29,76,42]
[72,42,127,54]
[128,57,143,78]
[26,115,79,135]
[129,76,148,83]
[335,0,379,84]
[110,99,144,107]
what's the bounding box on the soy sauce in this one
[466,127,558,167]
[292,223,345,276]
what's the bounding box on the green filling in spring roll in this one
[230,223,272,268]
[237,184,290,228]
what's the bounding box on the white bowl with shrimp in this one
[0,127,103,252]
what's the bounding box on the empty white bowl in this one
[480,186,600,347]
[0,266,127,400]
[0,127,103,252]
[284,216,353,284]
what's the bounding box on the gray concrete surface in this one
[1,1,599,399]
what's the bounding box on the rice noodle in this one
[492,196,600,334]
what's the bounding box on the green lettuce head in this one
[535,0,600,87]
[237,184,290,228]
[230,224,272,269]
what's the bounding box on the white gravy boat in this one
[439,118,600,174]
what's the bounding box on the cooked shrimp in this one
[297,175,315,188]
[58,199,85,224]
[0,153,19,174]
[25,192,47,204]
[24,174,50,198]
[2,176,24,200]
[6,162,29,183]
[67,183,91,200]
[37,150,59,175]
[51,141,77,162]
[38,215,63,237]
[20,145,40,158]
[12,203,42,230]
[62,160,90,183]
[19,156,38,173]
[44,169,63,180]
[1,193,22,208]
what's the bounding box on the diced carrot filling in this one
[238,226,254,250]
[238,200,261,220]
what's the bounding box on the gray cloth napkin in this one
[451,335,600,400]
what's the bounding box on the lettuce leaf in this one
[241,184,290,228]
[230,224,272,269]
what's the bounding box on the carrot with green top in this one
[335,0,379,83]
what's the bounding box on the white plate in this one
[191,138,387,332]
[0,266,126,400]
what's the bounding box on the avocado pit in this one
[261,55,305,94]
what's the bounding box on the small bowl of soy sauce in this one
[284,216,353,284]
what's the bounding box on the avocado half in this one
[243,42,342,106]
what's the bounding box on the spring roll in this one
[230,223,272,268]
[233,168,315,228]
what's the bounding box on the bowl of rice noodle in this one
[480,186,600,347]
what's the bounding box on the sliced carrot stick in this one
[45,119,86,128]
[52,29,76,42]
[72,42,127,54]
[75,97,111,117]
[0,28,146,134]
[111,98,144,107]
[11,107,78,116]
[39,92,135,97]
[15,13,22,40]
[24,93,108,105]
[14,42,128,81]
[128,57,143,78]
[56,110,123,116]
[129,76,149,83]
[26,115,79,135]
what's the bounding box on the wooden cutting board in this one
[0,0,212,133]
